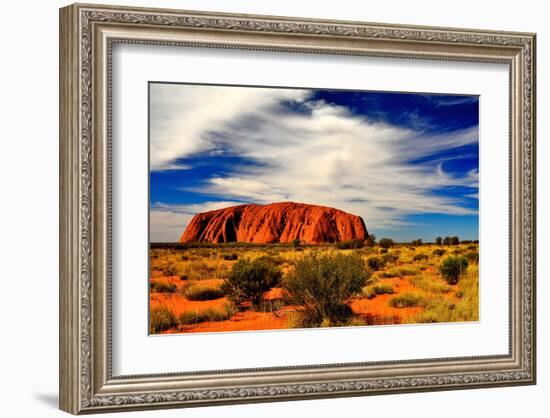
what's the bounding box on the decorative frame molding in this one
[59,3,536,414]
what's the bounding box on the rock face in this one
[180,202,368,244]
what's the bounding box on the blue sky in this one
[149,83,478,242]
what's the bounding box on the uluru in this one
[180,202,368,244]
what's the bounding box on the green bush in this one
[292,238,301,248]
[150,306,178,333]
[222,257,282,308]
[184,284,225,301]
[440,256,469,285]
[413,253,429,262]
[433,248,446,257]
[367,256,385,271]
[389,293,426,308]
[336,239,365,250]
[283,253,372,327]
[378,238,394,249]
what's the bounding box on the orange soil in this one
[151,293,229,316]
[150,274,452,333]
[350,277,424,325]
[174,311,290,333]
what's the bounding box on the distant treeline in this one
[151,236,478,250]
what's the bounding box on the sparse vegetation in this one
[283,253,372,327]
[367,256,385,271]
[178,305,235,325]
[389,293,427,308]
[362,283,395,299]
[183,284,225,301]
[413,253,429,262]
[335,238,365,249]
[149,241,478,334]
[378,238,394,249]
[150,281,177,293]
[150,306,178,333]
[222,257,282,308]
[440,256,469,285]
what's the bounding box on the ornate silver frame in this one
[59,3,536,414]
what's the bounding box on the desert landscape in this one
[149,84,480,335]
[149,202,478,334]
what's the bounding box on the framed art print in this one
[59,3,536,414]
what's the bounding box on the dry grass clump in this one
[183,283,225,301]
[389,292,427,308]
[150,280,176,293]
[150,306,178,333]
[362,283,395,299]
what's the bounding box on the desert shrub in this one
[178,305,235,325]
[379,266,419,278]
[365,234,376,247]
[222,257,282,308]
[257,254,286,266]
[452,248,465,256]
[467,244,478,251]
[162,264,178,276]
[435,237,443,245]
[150,306,178,333]
[223,253,238,261]
[292,238,301,248]
[440,256,469,285]
[465,252,479,264]
[379,248,388,254]
[367,256,385,271]
[410,275,451,294]
[381,253,399,264]
[336,239,365,250]
[362,283,394,299]
[413,253,429,261]
[378,238,394,249]
[433,248,446,257]
[150,281,176,293]
[283,253,372,327]
[411,239,423,246]
[389,293,427,308]
[184,284,225,301]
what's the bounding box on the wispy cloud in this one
[150,84,478,239]
[151,201,244,241]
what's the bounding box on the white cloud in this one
[150,201,243,242]
[150,84,479,238]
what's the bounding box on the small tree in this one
[411,238,423,246]
[378,238,394,249]
[440,256,469,285]
[222,257,282,309]
[366,234,376,247]
[435,237,443,245]
[283,253,372,326]
[292,238,301,249]
[451,236,460,245]
[443,236,451,246]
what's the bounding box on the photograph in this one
[148,83,480,335]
